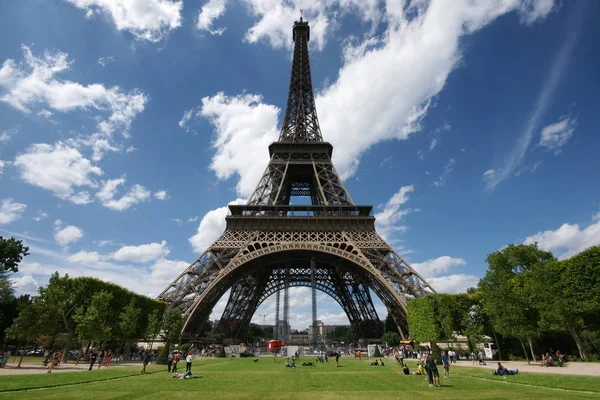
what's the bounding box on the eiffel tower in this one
[159,17,435,342]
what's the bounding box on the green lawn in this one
[1,358,599,399]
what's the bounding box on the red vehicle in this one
[266,340,284,352]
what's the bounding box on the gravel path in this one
[452,360,600,376]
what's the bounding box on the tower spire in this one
[278,18,323,142]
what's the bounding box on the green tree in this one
[247,323,264,343]
[157,309,183,364]
[381,331,400,347]
[479,243,554,363]
[73,291,112,350]
[0,236,29,273]
[38,273,83,361]
[407,295,443,360]
[145,309,162,350]
[118,299,141,359]
[6,301,44,367]
[525,246,600,360]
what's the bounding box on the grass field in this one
[1,357,599,399]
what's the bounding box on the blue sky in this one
[1,0,599,330]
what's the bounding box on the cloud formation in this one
[64,0,183,42]
[539,116,576,153]
[54,220,84,246]
[0,198,27,225]
[524,219,600,259]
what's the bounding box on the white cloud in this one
[412,256,467,277]
[112,240,170,263]
[154,190,168,200]
[37,109,53,119]
[65,0,183,43]
[171,218,183,226]
[484,3,583,190]
[96,178,151,211]
[1,46,147,162]
[593,212,600,221]
[374,186,415,241]
[242,0,382,52]
[125,145,136,153]
[539,117,576,153]
[14,142,102,204]
[0,160,5,176]
[197,93,280,197]
[189,198,246,253]
[196,0,227,35]
[0,127,18,144]
[0,198,27,225]
[195,1,554,191]
[12,244,185,298]
[32,211,48,221]
[427,274,480,294]
[68,250,102,264]
[150,257,188,281]
[97,56,115,67]
[10,275,39,295]
[523,219,600,259]
[54,221,84,246]
[1,46,146,137]
[433,158,456,187]
[187,216,199,223]
[97,240,114,247]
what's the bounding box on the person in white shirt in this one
[185,353,193,373]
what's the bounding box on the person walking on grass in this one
[167,352,174,373]
[141,351,151,373]
[441,350,450,379]
[88,350,98,371]
[47,350,62,373]
[185,353,193,374]
[172,351,180,372]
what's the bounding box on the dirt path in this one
[0,361,142,375]
[452,360,600,376]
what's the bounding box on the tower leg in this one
[311,257,317,349]
[275,290,280,339]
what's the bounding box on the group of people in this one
[166,350,193,374]
[86,349,113,371]
[541,350,564,367]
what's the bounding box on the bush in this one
[217,346,226,358]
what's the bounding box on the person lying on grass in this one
[172,371,202,379]
[492,363,518,376]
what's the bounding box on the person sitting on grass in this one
[285,358,297,368]
[378,359,385,366]
[301,362,314,366]
[402,364,410,375]
[414,362,425,375]
[172,371,202,379]
[493,362,518,376]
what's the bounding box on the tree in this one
[145,309,162,350]
[37,273,83,361]
[479,243,555,363]
[0,236,29,273]
[6,301,44,367]
[407,295,443,359]
[118,299,141,358]
[381,331,400,347]
[73,291,112,350]
[247,323,264,343]
[157,309,183,364]
[525,246,600,360]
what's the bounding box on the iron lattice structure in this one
[159,18,436,342]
